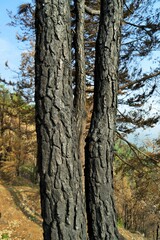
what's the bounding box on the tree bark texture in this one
[74,0,86,168]
[35,1,87,239]
[85,0,123,239]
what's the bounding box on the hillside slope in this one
[119,227,146,240]
[0,178,147,240]
[0,179,43,240]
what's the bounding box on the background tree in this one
[7,2,35,103]
[0,83,36,180]
[73,0,86,168]
[114,138,160,238]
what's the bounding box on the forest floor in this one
[0,177,43,240]
[0,175,147,240]
[119,227,147,240]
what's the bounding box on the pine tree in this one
[35,1,87,238]
[35,0,123,239]
[85,0,123,238]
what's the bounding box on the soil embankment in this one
[0,180,43,240]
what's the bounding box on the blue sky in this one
[0,1,32,81]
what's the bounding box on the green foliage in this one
[19,164,37,182]
[1,233,9,239]
[117,218,124,228]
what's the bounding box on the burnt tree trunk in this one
[156,223,159,240]
[74,0,86,168]
[35,1,87,239]
[85,0,123,239]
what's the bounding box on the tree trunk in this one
[73,0,86,193]
[74,0,86,169]
[35,1,87,239]
[85,0,123,239]
[156,224,159,240]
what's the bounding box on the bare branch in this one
[86,85,94,93]
[115,152,138,171]
[116,131,160,167]
[85,5,100,15]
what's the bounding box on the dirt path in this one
[0,181,43,240]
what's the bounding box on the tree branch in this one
[115,152,138,171]
[119,71,160,92]
[116,131,160,167]
[84,5,100,15]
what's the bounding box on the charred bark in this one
[35,1,87,239]
[74,0,86,168]
[85,0,123,239]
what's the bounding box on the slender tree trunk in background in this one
[35,1,87,239]
[74,0,86,169]
[156,224,159,240]
[85,0,123,239]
